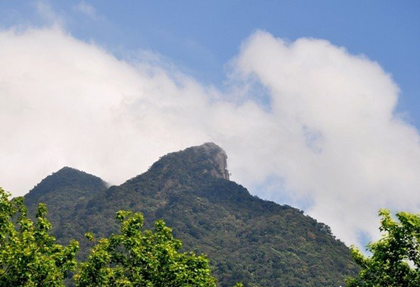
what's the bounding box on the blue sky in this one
[1,1,420,247]
[67,1,420,124]
[2,1,419,121]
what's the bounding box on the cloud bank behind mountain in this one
[1,27,420,247]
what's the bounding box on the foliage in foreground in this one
[75,210,219,287]
[0,187,79,286]
[1,187,242,287]
[347,209,420,287]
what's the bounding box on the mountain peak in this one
[146,142,229,181]
[25,166,107,200]
[46,166,104,185]
[187,142,229,180]
[55,166,85,175]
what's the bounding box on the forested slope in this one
[25,143,358,287]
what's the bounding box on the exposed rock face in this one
[190,142,229,180]
[144,142,230,183]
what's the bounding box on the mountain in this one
[25,167,107,240]
[24,143,359,287]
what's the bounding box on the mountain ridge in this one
[24,142,359,287]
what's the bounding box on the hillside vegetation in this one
[24,143,359,286]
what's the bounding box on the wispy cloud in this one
[1,27,419,248]
[35,1,65,27]
[73,1,99,20]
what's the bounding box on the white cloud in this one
[0,27,212,196]
[1,27,420,248]
[231,31,420,245]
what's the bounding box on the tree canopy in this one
[347,209,420,287]
[0,187,79,286]
[1,187,242,287]
[75,210,220,287]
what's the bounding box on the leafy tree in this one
[1,186,242,287]
[0,187,79,286]
[347,209,420,287]
[75,210,237,287]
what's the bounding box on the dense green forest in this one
[22,143,359,286]
[1,188,242,286]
